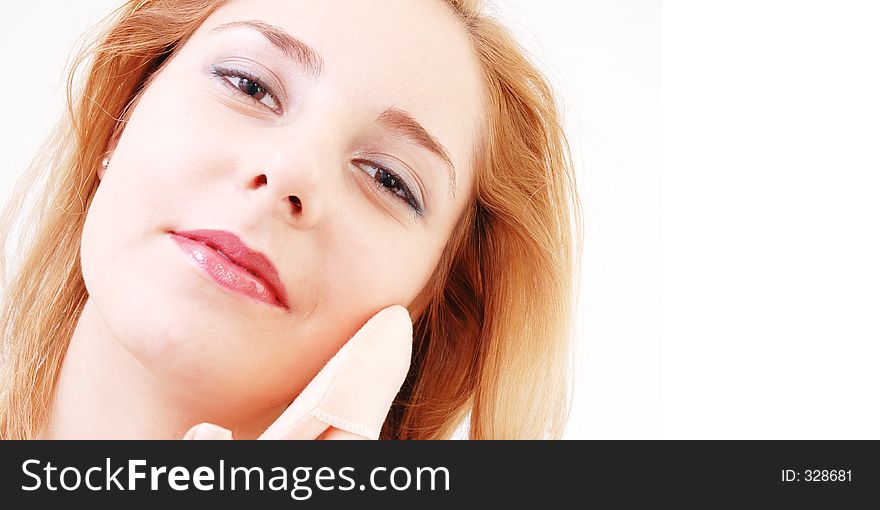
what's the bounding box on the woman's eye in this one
[356,160,424,215]
[211,66,280,113]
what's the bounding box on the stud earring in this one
[101,157,110,169]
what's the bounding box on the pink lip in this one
[170,229,290,311]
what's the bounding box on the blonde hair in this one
[0,0,582,440]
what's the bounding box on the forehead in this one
[190,0,485,190]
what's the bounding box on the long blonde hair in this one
[0,0,582,440]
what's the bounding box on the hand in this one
[182,305,413,440]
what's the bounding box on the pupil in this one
[242,79,260,96]
[379,170,397,189]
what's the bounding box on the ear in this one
[98,130,122,181]
[97,156,109,181]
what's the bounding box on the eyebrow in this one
[211,20,324,78]
[377,108,457,197]
[212,20,456,197]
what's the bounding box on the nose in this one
[245,144,328,230]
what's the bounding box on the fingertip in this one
[372,305,414,364]
[378,304,413,332]
[320,427,372,440]
[183,424,200,440]
[186,422,233,440]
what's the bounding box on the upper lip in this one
[173,229,289,310]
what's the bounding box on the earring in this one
[101,157,110,169]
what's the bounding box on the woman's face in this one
[80,0,484,409]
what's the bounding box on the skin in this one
[42,0,484,439]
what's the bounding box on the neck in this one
[40,298,285,439]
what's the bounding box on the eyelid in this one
[376,158,426,211]
[211,65,280,113]
[209,58,287,112]
[355,158,426,217]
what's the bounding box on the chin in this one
[99,286,258,397]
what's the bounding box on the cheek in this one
[320,224,442,314]
[116,64,239,191]
[256,233,437,400]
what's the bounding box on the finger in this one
[259,305,412,440]
[183,422,234,440]
[319,427,369,441]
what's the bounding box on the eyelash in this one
[355,160,424,216]
[210,65,281,113]
[210,65,424,217]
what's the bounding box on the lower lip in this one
[170,233,285,310]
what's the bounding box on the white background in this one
[662,0,880,439]
[2,1,877,439]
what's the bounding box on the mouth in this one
[169,229,290,312]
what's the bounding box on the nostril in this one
[252,174,267,187]
[289,195,302,213]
